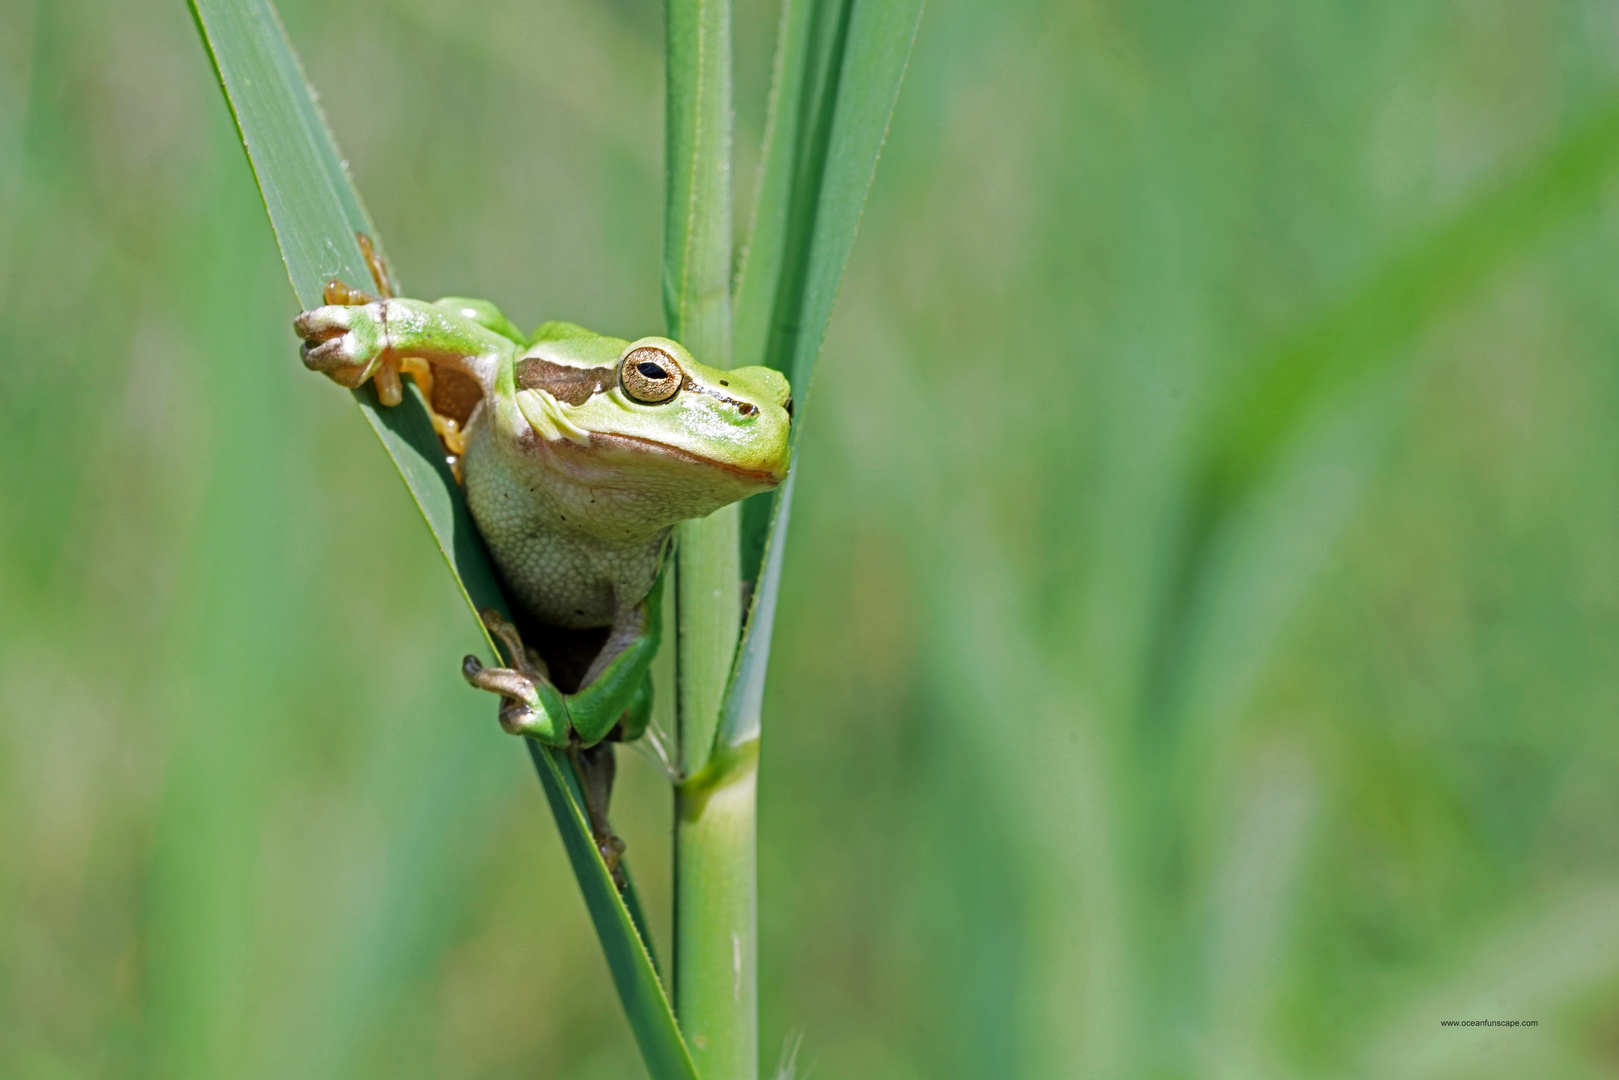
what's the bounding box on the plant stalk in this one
[674,743,759,1076]
[665,0,756,1076]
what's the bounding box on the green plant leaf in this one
[187,3,697,1077]
[735,0,923,394]
[722,0,923,750]
[719,473,793,749]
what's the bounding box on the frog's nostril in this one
[738,402,758,416]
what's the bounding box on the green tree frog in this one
[294,288,791,864]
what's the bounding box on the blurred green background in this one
[6,0,1619,1077]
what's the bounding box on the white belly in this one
[462,405,665,629]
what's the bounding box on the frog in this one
[293,287,791,876]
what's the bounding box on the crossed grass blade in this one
[187,2,697,1075]
[723,0,924,752]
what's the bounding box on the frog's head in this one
[512,329,791,523]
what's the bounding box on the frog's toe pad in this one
[295,305,384,386]
[293,305,355,341]
[497,702,541,736]
[300,333,369,378]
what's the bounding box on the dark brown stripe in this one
[516,357,617,406]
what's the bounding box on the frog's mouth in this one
[514,380,790,493]
[587,431,787,487]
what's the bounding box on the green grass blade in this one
[718,473,793,748]
[731,0,820,377]
[187,0,503,616]
[721,0,923,751]
[734,0,922,396]
[187,4,697,1077]
[526,743,697,1072]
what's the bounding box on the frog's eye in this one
[620,346,683,403]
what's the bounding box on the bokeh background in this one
[6,0,1619,1077]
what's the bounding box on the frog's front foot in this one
[461,654,545,734]
[294,302,389,389]
[462,609,569,743]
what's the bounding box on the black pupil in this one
[637,361,669,380]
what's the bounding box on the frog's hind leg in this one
[569,740,628,890]
[564,579,666,746]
